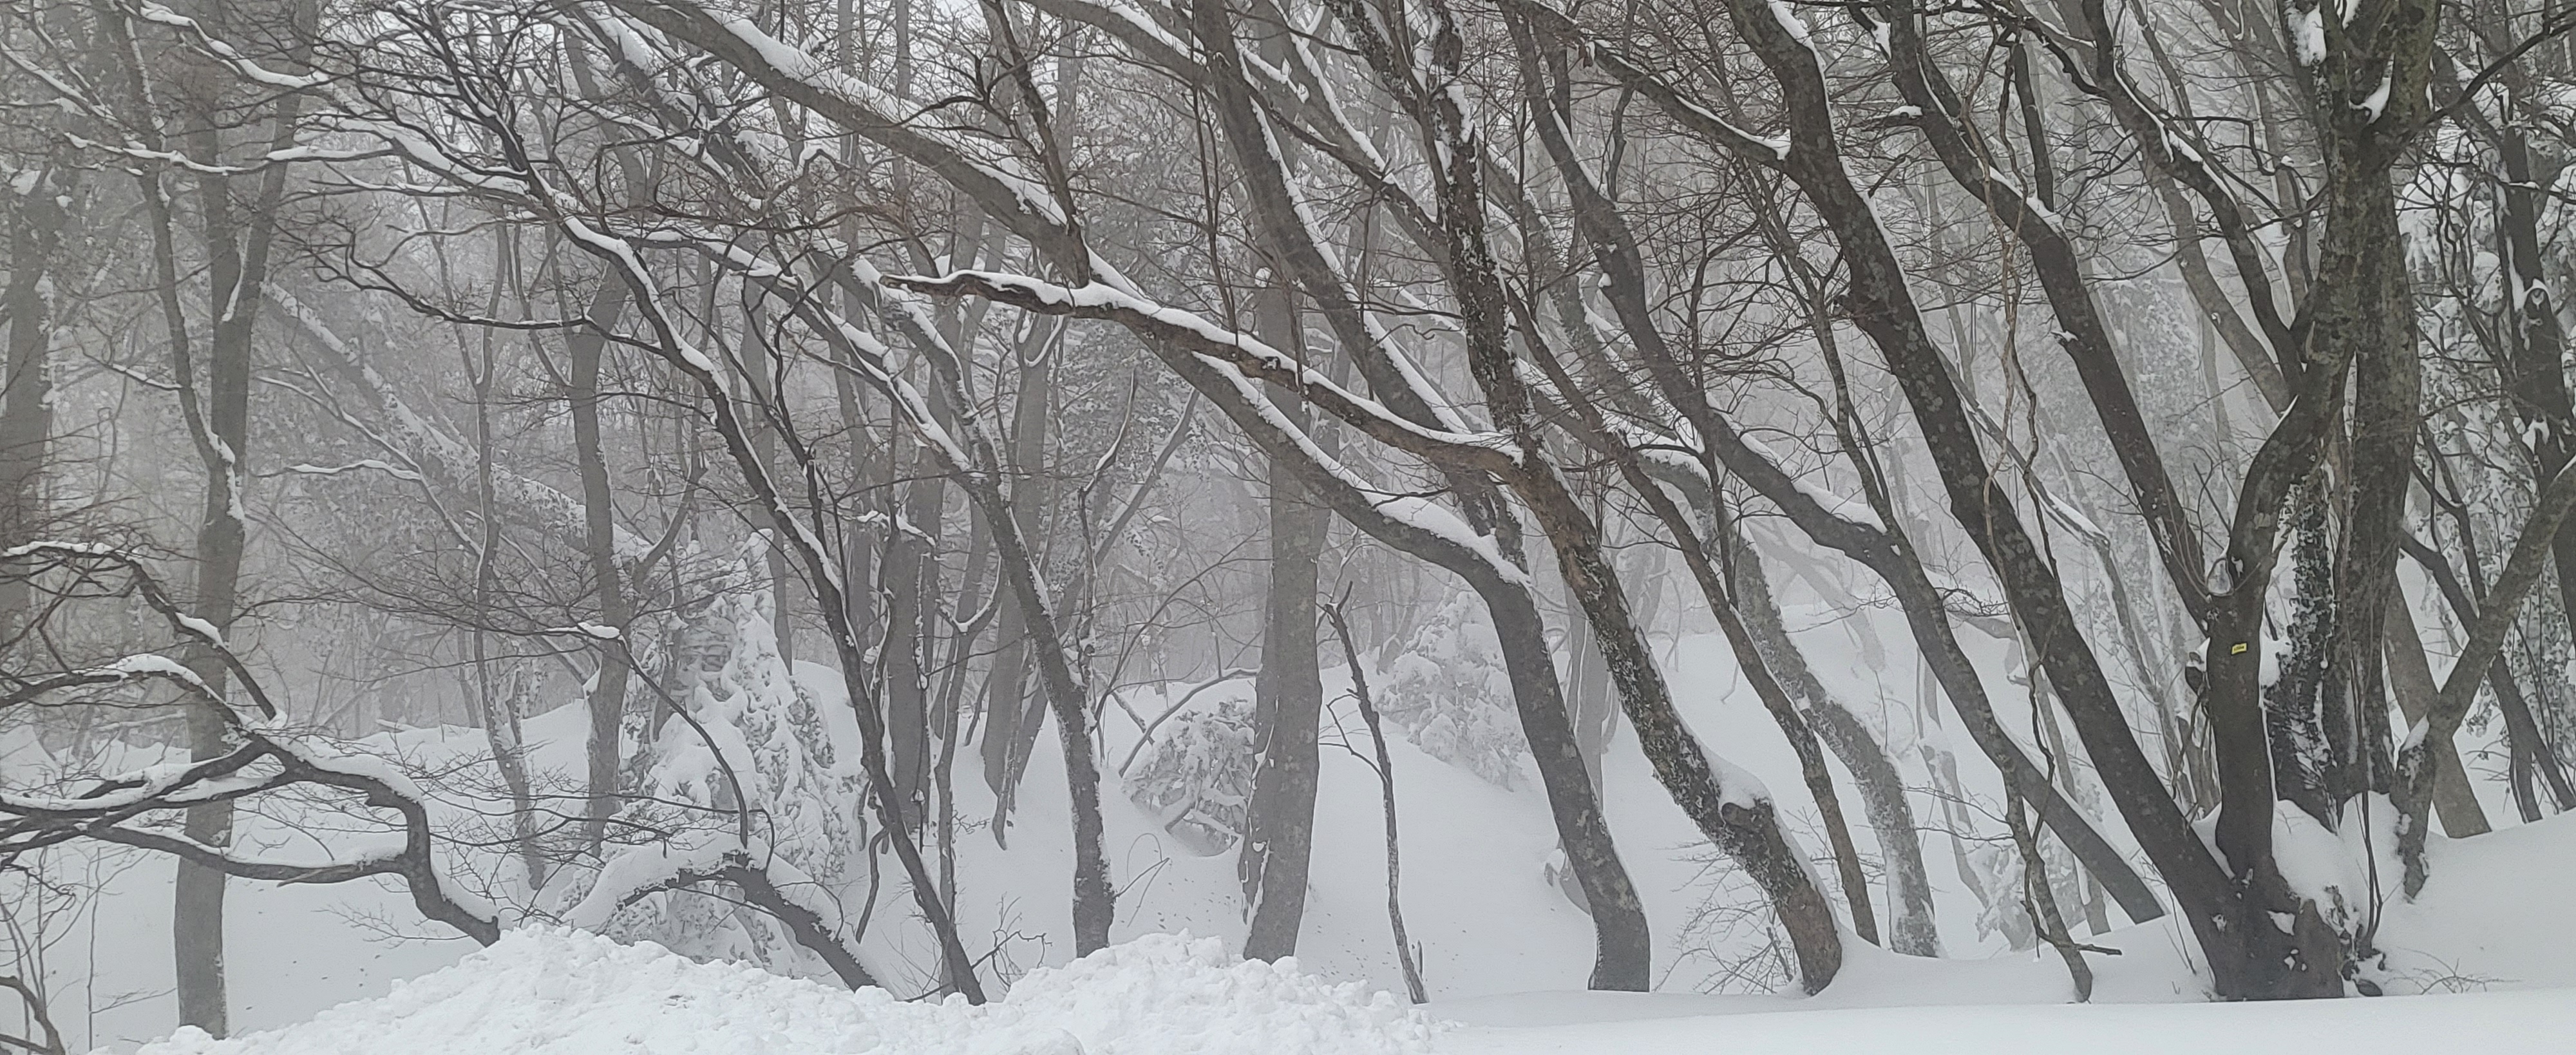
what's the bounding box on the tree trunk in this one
[980,316,1057,832]
[1374,11,1845,976]
[469,265,545,891]
[1325,600,1428,1003]
[883,440,944,829]
[1727,522,1938,956]
[2481,112,2576,672]
[1240,285,1331,962]
[169,0,307,1025]
[1503,8,2160,929]
[1095,310,1657,989]
[0,162,64,638]
[2382,596,2490,837]
[569,279,633,856]
[1563,587,1618,795]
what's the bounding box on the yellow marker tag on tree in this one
[2230,642,2249,655]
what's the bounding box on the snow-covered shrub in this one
[1124,696,1256,855]
[587,542,861,977]
[1377,595,1530,788]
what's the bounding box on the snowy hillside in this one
[110,803,2576,1054]
[48,631,2576,1051]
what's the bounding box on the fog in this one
[4,0,2573,1049]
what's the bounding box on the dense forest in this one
[1,0,2572,1047]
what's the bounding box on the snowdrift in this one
[129,929,1438,1055]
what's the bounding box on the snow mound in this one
[130,929,1437,1055]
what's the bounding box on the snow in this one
[108,826,2576,1055]
[2293,6,2326,66]
[133,5,330,89]
[106,652,196,678]
[283,745,413,797]
[896,270,1524,466]
[1737,432,1885,529]
[285,459,423,484]
[131,929,1438,1055]
[1441,988,2576,1053]
[688,11,1068,227]
[556,837,740,930]
[5,758,200,813]
[56,619,2576,1053]
[2,538,115,558]
[2358,72,2394,122]
[1766,0,1813,48]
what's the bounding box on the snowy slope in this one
[46,618,2576,1052]
[106,833,2576,1055]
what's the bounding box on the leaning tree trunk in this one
[2382,596,2490,837]
[917,271,1668,987]
[1501,6,2160,930]
[1724,513,1938,956]
[2479,109,2576,676]
[1369,0,1843,984]
[469,256,545,892]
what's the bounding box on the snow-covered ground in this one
[31,616,2576,1052]
[1439,988,2576,1054]
[132,930,1438,1055]
[114,827,2576,1055]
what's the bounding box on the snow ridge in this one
[135,929,1439,1055]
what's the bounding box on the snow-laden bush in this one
[1124,696,1256,855]
[587,542,861,975]
[1377,595,1530,788]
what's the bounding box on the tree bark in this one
[1522,0,2318,993]
[980,315,1058,832]
[1325,599,1427,1003]
[1342,0,1842,985]
[2398,457,2576,892]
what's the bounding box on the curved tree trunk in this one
[1109,323,1657,988]
[2382,596,2490,837]
[1724,518,1938,956]
[1480,576,1654,988]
